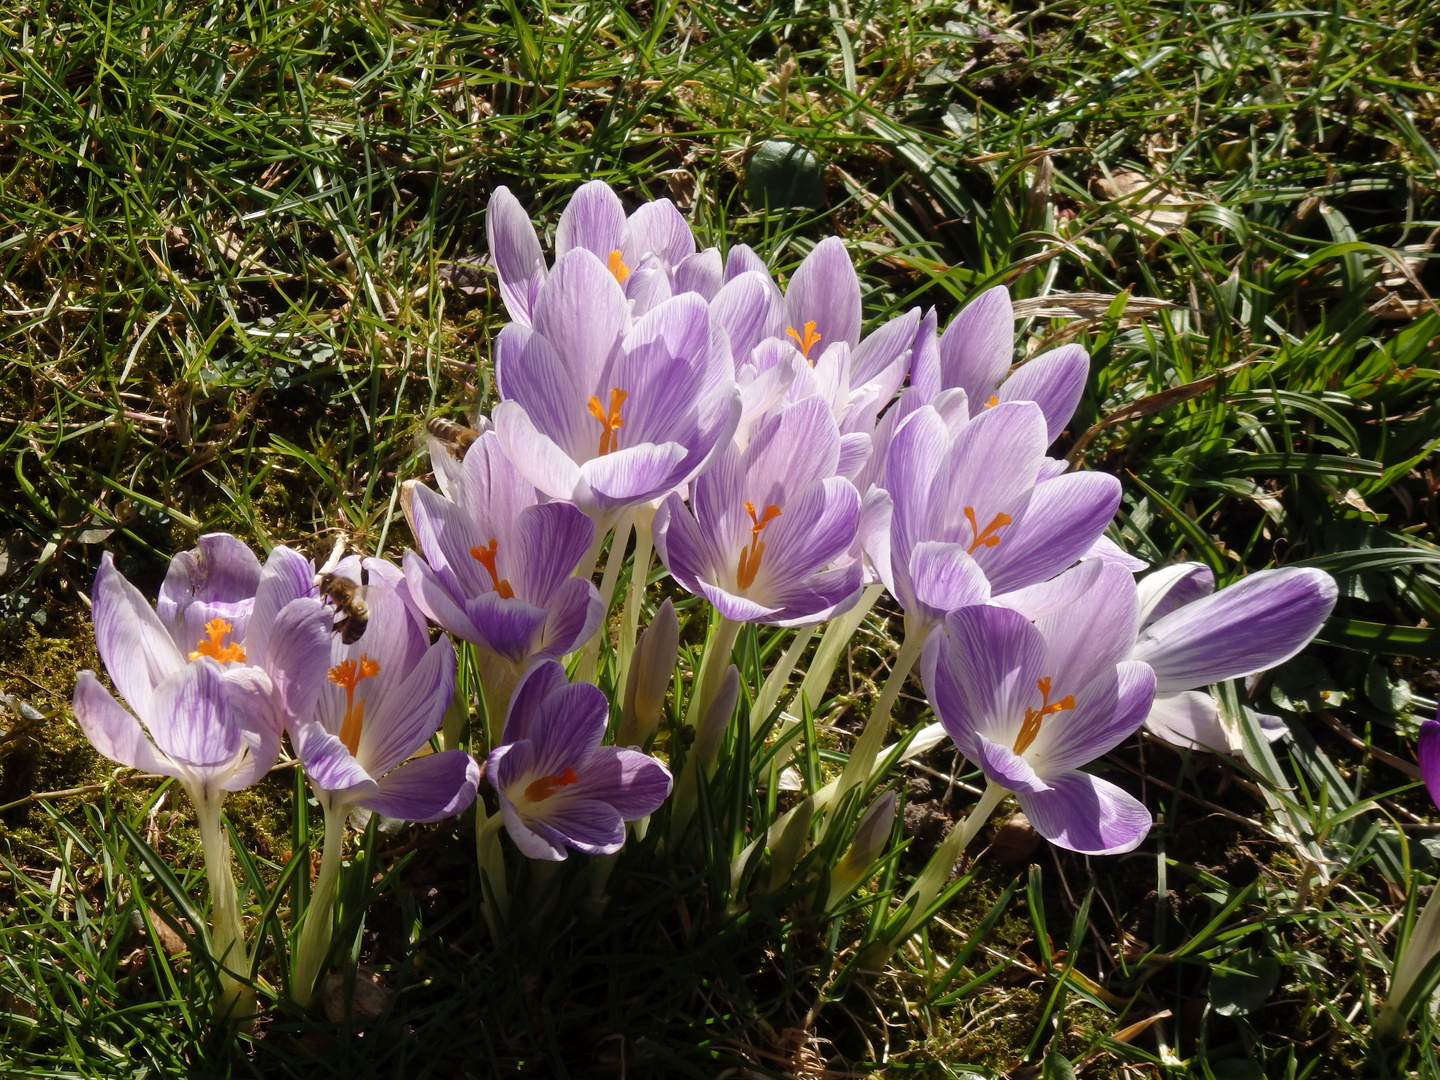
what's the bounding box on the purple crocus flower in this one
[491,248,740,521]
[1129,563,1338,752]
[1421,719,1440,809]
[909,285,1090,444]
[921,560,1157,855]
[291,556,479,822]
[487,660,672,861]
[74,549,332,797]
[859,399,1120,638]
[487,181,723,326]
[653,395,863,627]
[403,431,602,674]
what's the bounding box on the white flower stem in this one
[794,584,883,717]
[686,614,742,727]
[290,796,347,1010]
[192,789,255,1023]
[575,511,634,684]
[866,780,1008,962]
[476,810,509,941]
[614,504,656,696]
[750,624,817,729]
[827,630,925,831]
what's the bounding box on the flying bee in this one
[316,565,371,645]
[425,416,483,461]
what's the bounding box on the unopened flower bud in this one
[618,598,678,747]
[694,664,739,773]
[826,790,897,911]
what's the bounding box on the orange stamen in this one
[328,655,381,755]
[984,395,999,408]
[736,500,782,591]
[963,506,1012,554]
[189,618,246,664]
[607,249,630,284]
[470,538,516,599]
[525,765,580,802]
[1012,676,1076,754]
[785,320,822,360]
[586,387,628,456]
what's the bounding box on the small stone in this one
[989,813,1041,864]
[322,965,391,1023]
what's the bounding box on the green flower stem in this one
[750,623,817,729]
[291,796,347,1010]
[192,789,255,1023]
[826,629,926,831]
[614,503,656,696]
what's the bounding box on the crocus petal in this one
[850,308,920,393]
[501,660,573,744]
[1082,534,1148,573]
[581,442,690,509]
[294,720,377,793]
[360,637,456,777]
[929,605,1048,749]
[1143,690,1234,752]
[906,542,990,628]
[357,750,480,823]
[1419,719,1440,810]
[1032,560,1140,696]
[574,745,673,819]
[1136,562,1215,628]
[156,533,261,646]
[91,553,186,720]
[403,549,483,643]
[623,198,695,267]
[248,546,316,661]
[511,501,596,602]
[724,243,768,282]
[532,247,628,394]
[493,400,590,505]
[997,345,1088,444]
[983,470,1122,595]
[674,248,723,300]
[495,323,590,459]
[1041,660,1156,771]
[974,733,1053,794]
[145,659,243,771]
[936,285,1013,404]
[264,598,335,727]
[487,186,547,325]
[1018,771,1151,855]
[72,670,178,777]
[1132,567,1338,692]
[536,576,604,661]
[784,236,861,349]
[555,180,626,262]
[528,794,628,855]
[712,270,779,361]
[466,591,550,666]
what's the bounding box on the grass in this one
[1,0,1440,1074]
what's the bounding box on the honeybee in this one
[425,417,482,461]
[316,565,371,645]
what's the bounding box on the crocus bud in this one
[694,664,740,773]
[618,598,678,748]
[825,790,897,911]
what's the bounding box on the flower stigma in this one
[189,618,246,664]
[470,538,516,599]
[736,501,782,590]
[1012,677,1075,754]
[329,655,381,755]
[525,765,580,803]
[607,249,630,284]
[963,506,1012,554]
[786,321,822,360]
[984,395,999,408]
[587,388,628,456]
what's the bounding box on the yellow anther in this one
[525,765,579,802]
[736,501,782,590]
[587,387,628,456]
[785,321,822,360]
[470,538,516,599]
[1012,677,1075,754]
[963,506,1012,554]
[329,655,381,755]
[607,249,630,284]
[189,618,246,664]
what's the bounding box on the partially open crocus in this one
[403,431,602,702]
[73,548,333,1019]
[909,285,1089,445]
[1129,563,1338,752]
[653,395,863,627]
[860,399,1120,639]
[921,560,1157,855]
[491,249,740,522]
[488,660,672,861]
[486,181,723,327]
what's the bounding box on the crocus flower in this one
[909,285,1090,445]
[487,660,672,861]
[921,560,1157,855]
[487,181,723,326]
[291,556,479,823]
[491,249,740,522]
[653,395,863,627]
[404,431,602,677]
[1129,564,1338,752]
[859,399,1120,639]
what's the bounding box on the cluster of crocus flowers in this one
[73,178,1346,1016]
